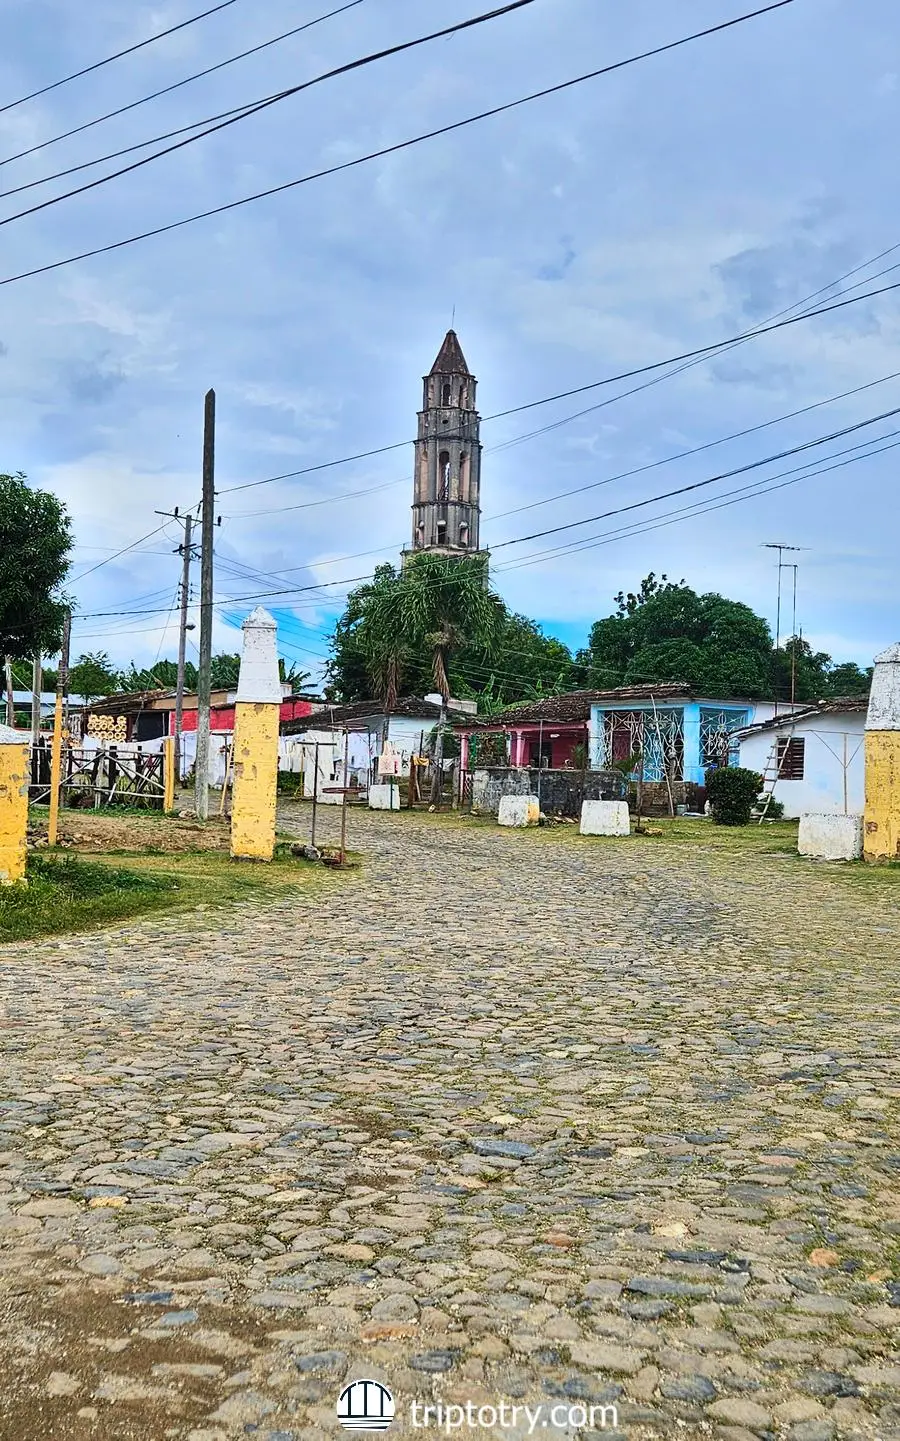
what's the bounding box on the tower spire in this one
[407,330,486,561]
[428,329,471,377]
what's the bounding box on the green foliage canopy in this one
[0,472,72,660]
[327,559,574,707]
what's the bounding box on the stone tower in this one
[408,330,486,560]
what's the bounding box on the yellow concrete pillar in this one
[864,642,900,862]
[163,736,176,814]
[0,724,29,884]
[230,607,281,862]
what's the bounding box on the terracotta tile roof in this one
[463,683,691,728]
[87,689,170,714]
[281,696,470,734]
[736,695,868,737]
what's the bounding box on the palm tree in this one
[397,554,504,803]
[358,568,410,712]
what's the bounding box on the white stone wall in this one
[738,713,865,818]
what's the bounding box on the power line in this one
[0,1,367,190]
[75,412,891,620]
[218,278,900,499]
[487,367,900,521]
[483,254,900,470]
[489,403,900,550]
[0,1,537,229]
[68,522,172,582]
[496,431,900,573]
[223,472,409,518]
[222,364,900,537]
[69,430,896,690]
[0,0,796,285]
[0,0,240,117]
[73,388,900,628]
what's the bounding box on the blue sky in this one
[1,0,898,686]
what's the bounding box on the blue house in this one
[587,683,786,786]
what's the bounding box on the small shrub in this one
[759,796,785,820]
[705,766,764,826]
[277,770,304,796]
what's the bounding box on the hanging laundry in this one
[378,739,400,777]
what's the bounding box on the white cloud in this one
[1,0,898,676]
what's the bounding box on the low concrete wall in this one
[498,794,540,827]
[799,812,863,861]
[472,767,626,818]
[368,783,400,811]
[580,800,631,836]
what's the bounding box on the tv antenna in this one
[762,542,808,712]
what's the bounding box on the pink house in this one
[455,690,603,774]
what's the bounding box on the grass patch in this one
[0,853,182,943]
[1,842,341,945]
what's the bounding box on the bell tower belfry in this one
[408,330,486,561]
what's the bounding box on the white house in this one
[736,698,867,818]
[281,696,476,804]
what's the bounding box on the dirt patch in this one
[0,1280,271,1441]
[30,811,230,855]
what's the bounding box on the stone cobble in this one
[0,807,897,1440]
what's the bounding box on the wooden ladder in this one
[756,731,791,822]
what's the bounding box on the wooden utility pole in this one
[195,389,216,820]
[174,513,193,788]
[31,655,42,744]
[154,506,197,793]
[3,657,14,728]
[47,610,71,847]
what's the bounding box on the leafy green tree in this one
[340,555,504,800]
[120,658,197,692]
[0,472,72,661]
[210,653,241,689]
[454,613,573,705]
[279,658,311,692]
[821,660,871,697]
[773,639,871,703]
[771,637,829,703]
[326,569,573,708]
[68,651,120,703]
[396,554,504,800]
[576,576,774,697]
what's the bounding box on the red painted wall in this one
[171,698,315,734]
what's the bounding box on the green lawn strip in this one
[0,846,335,944]
[0,854,181,943]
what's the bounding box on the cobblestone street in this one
[0,808,898,1441]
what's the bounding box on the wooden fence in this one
[29,742,167,810]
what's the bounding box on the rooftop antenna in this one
[451,303,456,329]
[762,542,807,715]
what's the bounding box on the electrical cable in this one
[0,1,367,188]
[488,402,900,551]
[214,389,900,586]
[69,522,172,582]
[0,0,796,285]
[0,0,240,117]
[218,279,900,497]
[495,432,900,574]
[0,1,537,228]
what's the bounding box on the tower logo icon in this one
[336,1378,395,1431]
